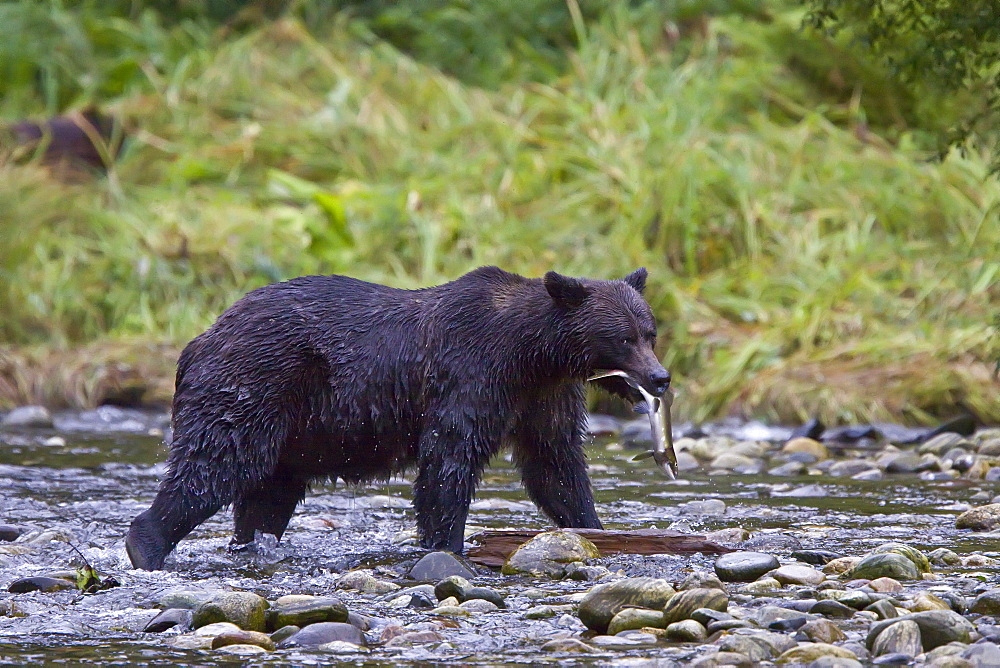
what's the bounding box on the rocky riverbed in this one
[2,405,1000,665]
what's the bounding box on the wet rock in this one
[955,504,1000,531]
[679,571,728,591]
[662,588,728,625]
[691,608,733,626]
[143,608,193,633]
[383,630,446,647]
[692,650,755,667]
[501,530,599,578]
[216,643,269,655]
[777,642,858,663]
[871,619,921,658]
[911,593,951,612]
[852,469,884,481]
[458,598,498,613]
[968,589,1000,615]
[807,658,862,668]
[409,551,476,581]
[928,548,962,566]
[338,570,399,594]
[6,576,74,593]
[867,611,974,652]
[773,564,826,586]
[920,432,969,455]
[266,594,347,630]
[738,577,781,593]
[433,575,470,602]
[211,629,275,651]
[714,552,780,582]
[962,642,1000,666]
[706,527,752,545]
[773,483,827,497]
[193,622,241,637]
[577,577,676,634]
[799,618,847,643]
[708,619,753,634]
[0,525,24,542]
[192,592,268,632]
[870,543,931,573]
[847,553,920,581]
[666,619,708,642]
[563,563,611,581]
[752,605,814,628]
[809,600,856,618]
[791,550,843,566]
[523,604,574,619]
[829,460,879,477]
[169,635,214,650]
[317,640,370,653]
[277,621,366,648]
[464,586,506,608]
[540,638,594,653]
[817,588,871,609]
[679,499,727,515]
[768,461,807,476]
[270,625,299,644]
[782,437,828,461]
[2,406,53,428]
[866,599,900,620]
[878,451,927,473]
[741,532,802,552]
[869,577,904,593]
[607,607,666,634]
[157,589,219,610]
[718,630,795,661]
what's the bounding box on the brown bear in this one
[126,266,669,569]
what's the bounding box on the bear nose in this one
[650,368,671,396]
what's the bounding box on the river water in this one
[0,407,996,665]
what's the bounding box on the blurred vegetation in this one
[0,0,997,425]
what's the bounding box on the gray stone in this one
[807,658,863,668]
[714,552,780,582]
[691,608,733,626]
[717,630,795,661]
[800,618,847,643]
[269,625,299,644]
[433,575,469,602]
[867,611,974,652]
[607,607,666,634]
[773,564,826,586]
[211,629,276,651]
[777,643,859,663]
[752,605,815,628]
[464,586,506,608]
[679,499,727,515]
[143,608,193,633]
[563,563,611,581]
[968,589,1000,615]
[666,619,708,642]
[692,650,754,667]
[810,599,856,618]
[852,469,884,481]
[6,576,74,593]
[0,525,24,542]
[880,452,927,473]
[157,589,219,610]
[865,599,900,620]
[956,504,1000,531]
[577,577,676,634]
[817,588,871,609]
[539,638,594,653]
[192,592,268,632]
[962,642,1000,666]
[2,406,53,428]
[459,598,498,613]
[872,619,921,658]
[501,530,599,578]
[409,551,476,581]
[679,571,728,591]
[662,588,728,625]
[829,460,879,477]
[266,595,347,630]
[741,533,802,552]
[768,461,807,476]
[277,622,366,648]
[708,619,753,634]
[337,570,398,594]
[847,553,920,581]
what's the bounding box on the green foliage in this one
[802,0,1000,162]
[0,0,998,423]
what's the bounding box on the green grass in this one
[1,1,998,425]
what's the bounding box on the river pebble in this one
[871,618,921,658]
[277,621,367,648]
[408,551,476,580]
[773,564,826,586]
[192,591,268,632]
[267,594,348,629]
[577,577,676,633]
[714,551,780,582]
[501,530,599,577]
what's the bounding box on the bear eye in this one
[621,336,636,346]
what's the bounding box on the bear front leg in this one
[232,464,309,546]
[413,415,493,553]
[514,390,602,530]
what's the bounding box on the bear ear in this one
[544,271,590,307]
[623,267,648,294]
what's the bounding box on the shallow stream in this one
[1,407,997,665]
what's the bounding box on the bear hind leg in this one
[231,465,309,546]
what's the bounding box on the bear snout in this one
[649,368,671,396]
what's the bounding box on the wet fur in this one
[126,266,667,569]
